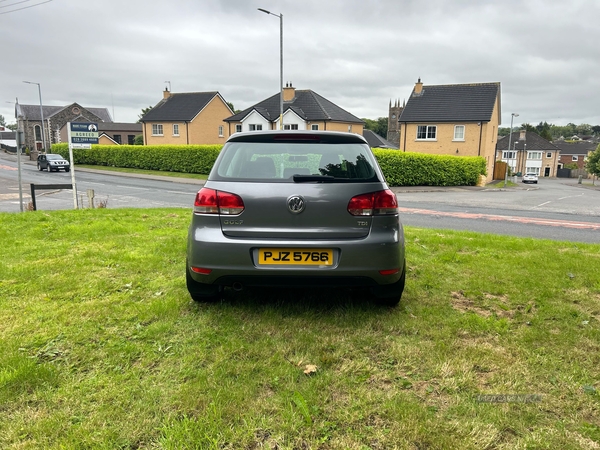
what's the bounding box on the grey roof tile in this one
[399,82,500,122]
[141,92,223,122]
[362,129,398,149]
[18,104,112,122]
[225,89,363,124]
[552,141,597,155]
[496,131,560,151]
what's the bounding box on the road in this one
[1,151,599,243]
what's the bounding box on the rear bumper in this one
[187,218,405,288]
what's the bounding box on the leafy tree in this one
[576,124,592,135]
[137,106,153,123]
[226,102,241,114]
[592,125,600,135]
[585,144,600,183]
[362,117,388,138]
[5,123,17,131]
[134,135,144,145]
[520,123,536,132]
[0,114,5,126]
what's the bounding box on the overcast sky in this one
[1,0,599,129]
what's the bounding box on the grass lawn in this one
[75,165,208,181]
[1,209,599,449]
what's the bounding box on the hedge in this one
[52,144,220,175]
[52,144,486,186]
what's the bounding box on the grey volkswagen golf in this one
[186,131,406,305]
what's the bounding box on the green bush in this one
[373,149,486,186]
[52,144,221,175]
[52,144,487,186]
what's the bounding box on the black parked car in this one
[37,153,70,172]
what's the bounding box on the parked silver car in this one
[186,131,406,305]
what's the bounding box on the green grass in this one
[76,165,208,180]
[1,209,599,449]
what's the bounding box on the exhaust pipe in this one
[232,282,243,292]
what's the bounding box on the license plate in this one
[258,248,333,266]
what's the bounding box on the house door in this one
[544,167,551,177]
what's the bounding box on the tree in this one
[362,117,388,138]
[0,114,5,126]
[134,135,144,145]
[137,106,153,123]
[592,125,600,136]
[585,144,600,184]
[226,102,241,114]
[520,123,536,132]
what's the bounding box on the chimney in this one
[163,88,172,99]
[414,78,423,95]
[519,130,526,140]
[283,82,296,102]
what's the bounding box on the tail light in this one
[348,190,398,216]
[194,188,244,215]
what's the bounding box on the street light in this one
[258,7,283,130]
[23,81,48,153]
[504,113,519,187]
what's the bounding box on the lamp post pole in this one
[258,8,283,130]
[504,113,519,187]
[23,81,48,153]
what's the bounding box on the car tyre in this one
[65,168,70,172]
[371,259,406,307]
[37,164,43,171]
[186,263,221,302]
[47,166,52,172]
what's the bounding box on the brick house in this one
[496,130,561,177]
[397,79,501,183]
[224,84,364,134]
[140,89,233,145]
[15,102,112,152]
[553,141,597,172]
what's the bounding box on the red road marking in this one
[0,165,17,171]
[397,207,600,230]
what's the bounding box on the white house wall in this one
[241,111,270,132]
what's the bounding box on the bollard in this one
[578,175,582,184]
[87,189,95,208]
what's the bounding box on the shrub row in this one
[373,149,487,186]
[52,144,221,175]
[52,144,487,186]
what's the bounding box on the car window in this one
[213,142,379,182]
[47,154,63,160]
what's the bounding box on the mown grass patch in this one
[1,209,599,449]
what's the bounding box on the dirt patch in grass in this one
[451,290,515,319]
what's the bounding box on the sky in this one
[1,0,599,129]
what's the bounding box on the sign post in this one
[67,122,98,209]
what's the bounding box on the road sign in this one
[69,122,99,145]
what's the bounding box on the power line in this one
[0,0,52,15]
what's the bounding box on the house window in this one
[502,151,516,159]
[128,135,135,145]
[218,126,224,137]
[417,125,437,140]
[113,134,122,144]
[453,125,465,141]
[572,156,578,161]
[526,167,540,175]
[546,152,552,158]
[173,124,179,136]
[527,151,542,160]
[284,124,299,130]
[152,124,163,136]
[249,124,262,131]
[34,125,42,141]
[235,124,242,133]
[311,124,319,130]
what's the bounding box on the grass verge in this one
[75,165,208,180]
[1,209,599,449]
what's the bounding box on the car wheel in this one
[47,166,52,172]
[65,168,70,172]
[37,164,43,171]
[186,263,221,302]
[534,181,538,184]
[371,259,406,307]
